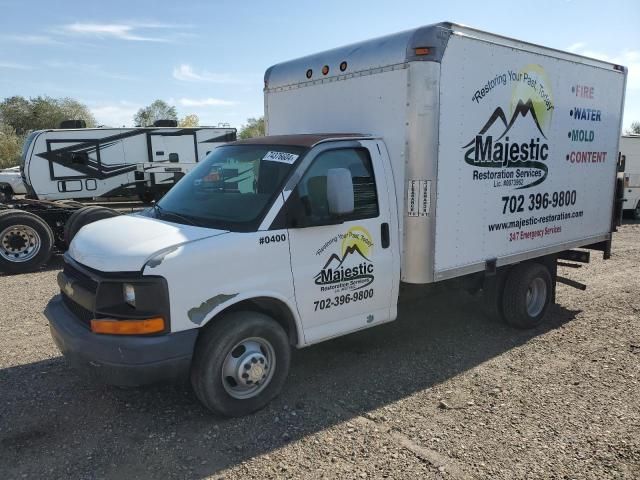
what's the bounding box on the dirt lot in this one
[1,222,638,480]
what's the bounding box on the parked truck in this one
[0,166,27,201]
[0,122,236,274]
[619,135,640,219]
[45,22,627,417]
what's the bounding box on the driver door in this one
[284,141,394,344]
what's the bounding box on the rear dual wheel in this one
[0,210,54,274]
[64,206,120,247]
[485,262,552,329]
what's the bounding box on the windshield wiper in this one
[152,203,199,226]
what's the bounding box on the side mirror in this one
[327,168,354,216]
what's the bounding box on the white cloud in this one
[1,34,63,45]
[0,62,33,70]
[172,64,246,84]
[567,42,586,53]
[89,101,141,127]
[177,97,237,107]
[59,22,186,42]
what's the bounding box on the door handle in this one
[381,222,390,249]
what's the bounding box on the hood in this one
[69,214,228,272]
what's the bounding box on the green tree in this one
[0,96,96,135]
[238,116,265,139]
[134,100,178,127]
[627,121,640,135]
[178,114,199,128]
[0,124,22,168]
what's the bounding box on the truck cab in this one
[46,134,400,416]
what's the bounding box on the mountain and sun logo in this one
[314,226,374,292]
[463,64,555,189]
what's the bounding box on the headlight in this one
[123,283,136,308]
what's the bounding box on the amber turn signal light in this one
[91,317,165,335]
[415,47,431,56]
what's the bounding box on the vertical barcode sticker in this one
[407,179,431,217]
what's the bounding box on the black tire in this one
[633,202,640,221]
[191,311,291,417]
[139,191,155,204]
[64,206,100,246]
[0,209,54,274]
[482,269,507,322]
[502,262,552,329]
[65,206,120,246]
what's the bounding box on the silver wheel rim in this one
[0,225,41,263]
[221,336,276,399]
[526,277,547,317]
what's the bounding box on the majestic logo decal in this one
[464,65,555,189]
[314,226,374,292]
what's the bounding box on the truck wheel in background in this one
[502,262,552,329]
[0,209,54,274]
[64,206,120,247]
[634,202,640,220]
[138,191,155,204]
[191,311,291,417]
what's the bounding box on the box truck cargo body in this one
[265,23,627,283]
[44,23,627,417]
[619,135,640,218]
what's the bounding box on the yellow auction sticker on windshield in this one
[262,151,299,164]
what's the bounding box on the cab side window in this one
[288,148,379,227]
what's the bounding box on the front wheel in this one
[502,262,552,329]
[190,311,291,417]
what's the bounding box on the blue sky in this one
[0,0,638,130]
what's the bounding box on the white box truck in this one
[619,135,640,219]
[44,22,627,416]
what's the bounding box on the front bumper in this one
[45,295,198,387]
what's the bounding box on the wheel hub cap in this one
[239,352,268,385]
[0,225,41,263]
[221,337,276,399]
[526,277,547,317]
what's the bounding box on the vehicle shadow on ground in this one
[0,290,580,479]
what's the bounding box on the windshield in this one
[156,144,306,231]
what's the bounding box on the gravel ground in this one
[0,222,638,479]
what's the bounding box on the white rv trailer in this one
[20,126,236,201]
[619,135,640,218]
[45,22,626,417]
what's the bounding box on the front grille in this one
[62,292,93,329]
[63,261,98,293]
